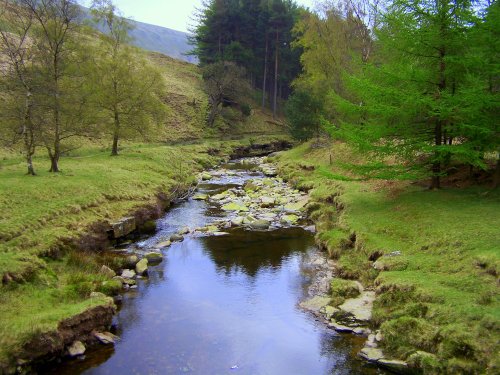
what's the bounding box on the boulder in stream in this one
[135,258,148,276]
[145,252,163,264]
[67,341,86,357]
[248,219,271,230]
[222,202,249,212]
[170,234,184,242]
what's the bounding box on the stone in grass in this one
[67,341,85,357]
[145,252,163,264]
[338,291,375,322]
[94,331,120,345]
[170,234,184,242]
[99,265,116,279]
[135,258,148,276]
[222,202,249,212]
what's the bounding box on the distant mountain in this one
[126,19,197,64]
[81,6,197,64]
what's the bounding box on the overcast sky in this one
[78,0,316,33]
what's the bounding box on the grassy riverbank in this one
[0,136,289,369]
[276,141,500,374]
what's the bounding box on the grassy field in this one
[276,141,500,374]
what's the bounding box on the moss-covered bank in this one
[274,141,499,374]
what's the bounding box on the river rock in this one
[123,278,136,286]
[359,347,385,362]
[67,341,85,357]
[178,227,190,235]
[328,321,354,333]
[353,327,371,336]
[145,252,163,264]
[154,240,171,249]
[299,296,331,313]
[378,359,409,372]
[260,196,275,207]
[222,202,249,212]
[121,269,136,279]
[211,192,228,200]
[111,217,136,239]
[100,265,116,279]
[243,180,260,191]
[281,214,300,225]
[135,258,148,275]
[320,305,339,320]
[125,255,139,268]
[170,234,184,242]
[193,193,208,201]
[231,217,244,227]
[338,291,375,322]
[200,172,212,181]
[248,219,270,230]
[113,276,125,284]
[94,332,119,345]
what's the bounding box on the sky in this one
[78,0,316,33]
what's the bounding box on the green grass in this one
[276,140,500,373]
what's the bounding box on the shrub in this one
[285,90,323,141]
[241,103,251,117]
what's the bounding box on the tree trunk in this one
[23,91,36,176]
[273,29,279,119]
[50,61,61,172]
[430,46,446,190]
[262,35,268,110]
[493,152,500,189]
[48,149,59,173]
[111,110,120,156]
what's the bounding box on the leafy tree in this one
[90,0,166,156]
[21,0,82,172]
[285,90,323,141]
[0,0,38,175]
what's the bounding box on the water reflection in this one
[203,227,313,277]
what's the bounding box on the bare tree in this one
[202,61,249,127]
[0,0,38,175]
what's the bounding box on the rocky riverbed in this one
[71,156,404,374]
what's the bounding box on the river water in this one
[48,160,383,375]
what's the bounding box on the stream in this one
[46,158,384,375]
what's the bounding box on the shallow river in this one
[47,160,384,375]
